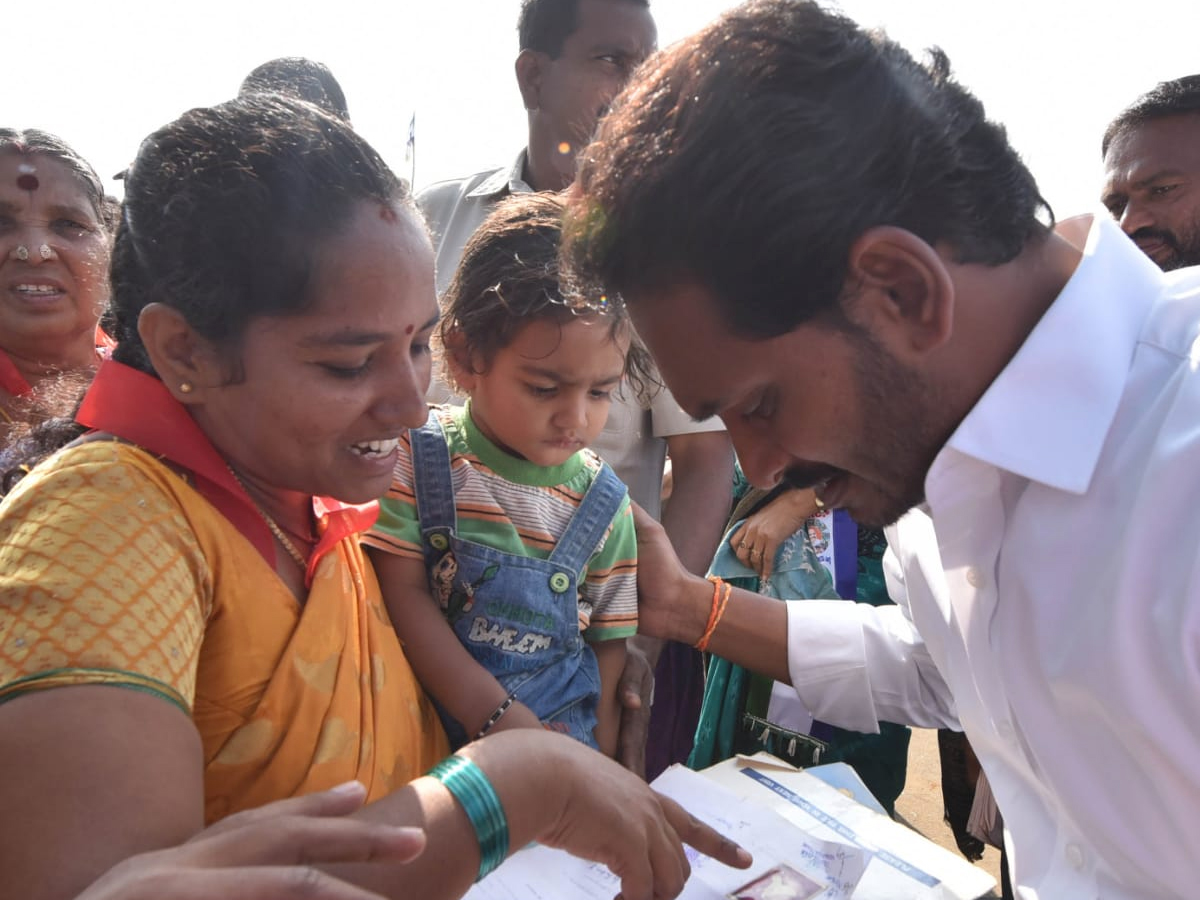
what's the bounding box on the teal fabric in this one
[687,472,910,815]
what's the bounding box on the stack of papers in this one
[465,753,996,899]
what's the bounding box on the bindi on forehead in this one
[16,162,39,192]
[405,324,415,335]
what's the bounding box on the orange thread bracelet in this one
[695,575,732,652]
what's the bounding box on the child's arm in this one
[582,488,640,760]
[591,637,628,758]
[369,548,544,739]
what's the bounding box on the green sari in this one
[687,471,910,815]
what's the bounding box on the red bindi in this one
[16,174,38,191]
[405,324,415,335]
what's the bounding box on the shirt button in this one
[997,720,1015,742]
[549,572,571,594]
[1065,843,1086,871]
[965,567,984,588]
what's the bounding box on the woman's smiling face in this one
[0,151,109,356]
[187,200,438,504]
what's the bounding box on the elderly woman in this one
[0,97,748,900]
[0,129,112,435]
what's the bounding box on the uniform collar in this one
[467,150,533,199]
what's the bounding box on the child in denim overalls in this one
[365,193,652,756]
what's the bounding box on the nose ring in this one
[39,243,52,260]
[15,245,29,261]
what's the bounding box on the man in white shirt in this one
[418,0,734,775]
[562,1,1200,896]
[1101,74,1200,271]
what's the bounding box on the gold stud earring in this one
[179,382,194,394]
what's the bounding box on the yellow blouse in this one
[0,441,447,823]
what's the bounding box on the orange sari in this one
[0,362,447,822]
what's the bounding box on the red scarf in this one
[0,349,32,398]
[1,326,116,399]
[75,360,378,585]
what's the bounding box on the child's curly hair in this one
[436,191,655,399]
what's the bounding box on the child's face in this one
[459,315,627,466]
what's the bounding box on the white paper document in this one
[465,757,995,900]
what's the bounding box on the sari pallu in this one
[192,479,449,822]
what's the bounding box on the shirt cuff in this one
[784,599,880,734]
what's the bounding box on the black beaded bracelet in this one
[475,695,515,740]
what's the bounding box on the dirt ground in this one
[893,728,1003,898]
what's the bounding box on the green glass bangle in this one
[427,755,510,880]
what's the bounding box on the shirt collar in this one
[467,149,533,199]
[452,401,586,486]
[943,216,1163,494]
[76,360,377,585]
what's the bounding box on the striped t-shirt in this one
[365,405,637,641]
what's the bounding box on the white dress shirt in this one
[785,217,1200,898]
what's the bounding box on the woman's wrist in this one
[426,755,508,880]
[777,487,819,528]
[456,730,575,860]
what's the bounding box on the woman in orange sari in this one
[0,96,748,900]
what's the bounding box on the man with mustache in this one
[562,2,1200,896]
[1102,74,1200,270]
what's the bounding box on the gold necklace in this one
[226,465,311,570]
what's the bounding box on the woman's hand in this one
[76,783,425,900]
[729,488,822,579]
[467,732,751,900]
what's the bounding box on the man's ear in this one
[137,303,226,404]
[843,226,955,357]
[441,327,478,393]
[515,49,545,111]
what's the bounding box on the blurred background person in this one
[239,56,352,122]
[1101,73,1200,271]
[1,129,114,440]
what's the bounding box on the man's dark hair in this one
[518,0,649,57]
[1102,74,1200,158]
[564,0,1053,339]
[239,57,351,122]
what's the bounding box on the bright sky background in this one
[5,0,1196,218]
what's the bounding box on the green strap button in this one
[429,533,449,551]
[549,572,571,593]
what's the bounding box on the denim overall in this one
[410,414,627,750]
